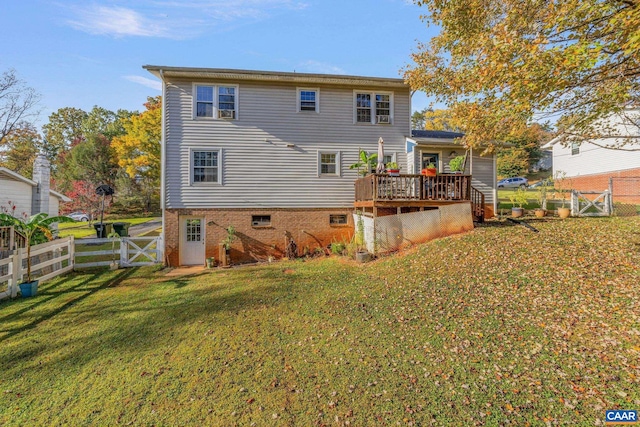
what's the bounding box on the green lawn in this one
[57,217,159,239]
[1,217,639,425]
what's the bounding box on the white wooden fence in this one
[571,189,613,217]
[0,237,74,299]
[74,236,164,269]
[0,235,163,300]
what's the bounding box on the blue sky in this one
[1,0,437,127]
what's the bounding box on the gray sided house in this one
[0,155,71,218]
[144,66,412,266]
[144,65,495,266]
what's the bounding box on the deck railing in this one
[355,174,472,202]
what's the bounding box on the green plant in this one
[554,170,571,208]
[536,184,548,210]
[0,212,75,283]
[355,211,366,253]
[425,162,436,169]
[330,241,346,255]
[449,155,465,172]
[385,161,399,170]
[221,225,237,250]
[508,187,529,209]
[349,149,378,176]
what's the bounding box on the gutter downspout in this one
[160,69,167,264]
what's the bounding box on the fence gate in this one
[571,189,612,217]
[120,236,164,267]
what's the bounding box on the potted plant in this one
[354,211,370,263]
[508,187,529,218]
[534,180,549,218]
[386,161,400,176]
[219,225,237,268]
[421,162,437,176]
[349,149,378,176]
[554,171,571,218]
[449,155,465,173]
[0,212,74,297]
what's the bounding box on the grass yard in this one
[57,217,159,239]
[1,217,639,425]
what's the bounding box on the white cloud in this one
[298,60,346,75]
[64,1,308,39]
[124,75,162,91]
[67,6,173,38]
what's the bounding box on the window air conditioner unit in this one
[218,110,235,119]
[376,115,390,124]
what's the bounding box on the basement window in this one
[251,215,271,227]
[329,214,348,225]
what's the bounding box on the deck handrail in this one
[470,186,485,222]
[355,173,472,202]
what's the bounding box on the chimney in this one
[31,154,51,215]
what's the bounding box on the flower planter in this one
[19,280,39,298]
[534,209,546,218]
[421,168,437,177]
[557,207,571,219]
[511,207,524,218]
[387,169,400,177]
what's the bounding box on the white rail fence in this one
[0,237,74,299]
[74,236,164,269]
[1,235,164,300]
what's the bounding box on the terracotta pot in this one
[511,207,524,218]
[558,207,571,219]
[421,168,437,177]
[387,169,400,176]
[534,209,546,218]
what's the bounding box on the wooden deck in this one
[354,174,485,221]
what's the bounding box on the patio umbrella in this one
[376,137,385,173]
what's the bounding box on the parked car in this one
[529,178,553,188]
[497,177,529,189]
[68,211,90,222]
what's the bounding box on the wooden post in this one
[9,251,20,298]
[69,235,75,271]
[119,237,128,267]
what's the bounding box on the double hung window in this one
[354,91,393,124]
[194,84,238,119]
[192,150,220,184]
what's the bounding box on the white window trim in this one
[297,87,320,113]
[192,83,239,120]
[353,90,394,125]
[318,150,341,177]
[189,147,223,185]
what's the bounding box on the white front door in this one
[180,217,205,265]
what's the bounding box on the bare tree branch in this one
[0,69,41,144]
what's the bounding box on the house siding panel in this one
[164,79,410,209]
[551,109,640,178]
[470,151,495,206]
[0,178,33,217]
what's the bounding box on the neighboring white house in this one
[0,155,71,217]
[144,65,496,266]
[542,108,640,202]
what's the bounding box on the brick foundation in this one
[165,208,355,266]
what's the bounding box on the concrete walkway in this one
[128,218,162,237]
[164,266,206,277]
